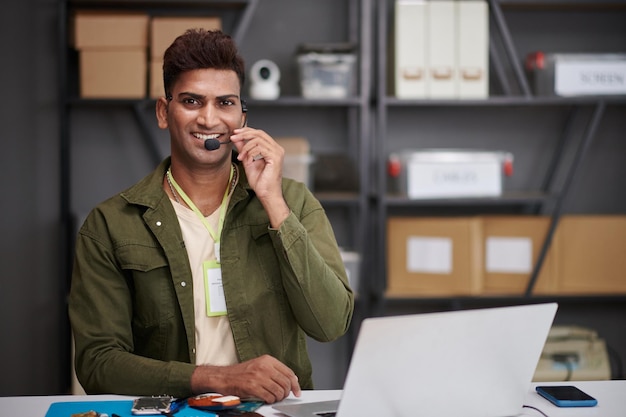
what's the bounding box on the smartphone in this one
[536,385,598,407]
[131,396,175,415]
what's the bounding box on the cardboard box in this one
[479,216,557,295]
[386,217,481,297]
[150,17,222,60]
[394,0,427,98]
[149,17,222,99]
[276,137,314,189]
[150,60,165,99]
[80,50,147,98]
[73,11,149,49]
[554,216,626,294]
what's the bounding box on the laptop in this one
[274,303,557,417]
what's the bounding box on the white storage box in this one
[526,52,626,97]
[297,43,357,99]
[340,250,361,295]
[388,149,513,199]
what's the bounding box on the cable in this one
[523,404,550,417]
[606,343,624,379]
[563,359,573,381]
[551,353,578,381]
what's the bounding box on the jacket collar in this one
[120,156,253,209]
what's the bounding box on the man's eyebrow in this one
[177,92,205,100]
[216,94,240,101]
[176,93,240,102]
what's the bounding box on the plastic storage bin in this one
[297,43,357,99]
[387,149,514,199]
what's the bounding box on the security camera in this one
[249,60,280,100]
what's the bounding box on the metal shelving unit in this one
[373,0,626,311]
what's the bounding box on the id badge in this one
[203,260,227,316]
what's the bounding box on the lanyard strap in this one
[167,165,234,243]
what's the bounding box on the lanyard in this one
[167,165,234,244]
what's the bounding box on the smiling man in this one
[69,29,354,403]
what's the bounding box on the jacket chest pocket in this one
[116,244,176,327]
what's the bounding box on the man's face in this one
[157,68,246,166]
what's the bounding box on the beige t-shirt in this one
[171,197,238,366]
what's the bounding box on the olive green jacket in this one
[69,158,354,397]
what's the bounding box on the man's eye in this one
[182,97,200,105]
[220,99,235,107]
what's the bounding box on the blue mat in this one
[45,399,263,417]
[45,400,217,417]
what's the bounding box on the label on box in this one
[555,60,626,96]
[407,161,501,198]
[406,237,452,274]
[485,237,532,274]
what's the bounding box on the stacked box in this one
[275,137,314,190]
[73,11,149,98]
[386,215,626,298]
[149,17,222,98]
[553,215,626,295]
[478,216,557,295]
[386,217,482,297]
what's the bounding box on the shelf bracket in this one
[525,102,606,297]
[489,36,513,96]
[488,0,532,97]
[132,101,164,166]
[232,0,259,44]
[537,106,581,206]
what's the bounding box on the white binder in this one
[457,0,489,98]
[427,0,457,98]
[394,0,427,98]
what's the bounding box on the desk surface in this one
[1,381,623,416]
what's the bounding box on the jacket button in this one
[180,281,187,287]
[156,221,162,226]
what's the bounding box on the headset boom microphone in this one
[204,138,231,150]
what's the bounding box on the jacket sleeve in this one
[269,187,355,342]
[69,210,196,397]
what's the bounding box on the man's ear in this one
[155,96,169,129]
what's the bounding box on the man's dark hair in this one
[162,29,246,97]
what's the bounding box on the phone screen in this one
[131,396,174,415]
[536,385,598,407]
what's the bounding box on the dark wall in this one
[1,0,624,395]
[1,0,65,395]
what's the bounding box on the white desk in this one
[0,381,623,416]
